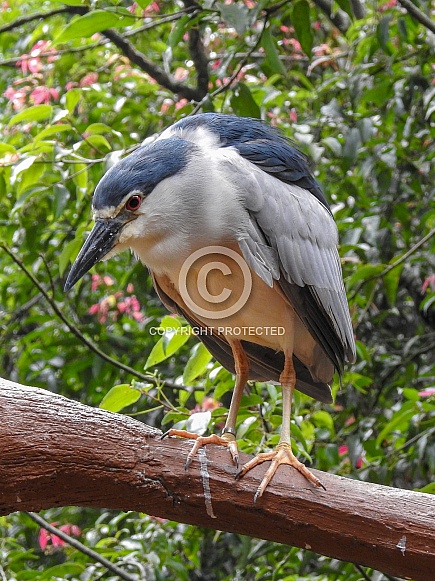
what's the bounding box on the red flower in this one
[339,445,363,469]
[39,523,81,551]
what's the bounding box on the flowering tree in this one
[0,0,434,579]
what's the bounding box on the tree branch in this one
[0,6,87,35]
[311,0,350,33]
[397,0,435,34]
[25,512,136,581]
[0,4,207,101]
[183,0,209,97]
[1,377,434,581]
[102,28,207,101]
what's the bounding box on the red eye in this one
[125,195,142,211]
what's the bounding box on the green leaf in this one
[34,123,72,142]
[383,263,404,306]
[335,0,354,19]
[39,563,84,580]
[168,15,190,48]
[415,483,435,495]
[81,134,111,151]
[8,105,52,127]
[99,384,141,412]
[65,88,82,113]
[183,343,213,384]
[185,410,211,435]
[230,83,261,118]
[292,0,314,57]
[261,28,286,76]
[53,184,71,219]
[346,263,385,290]
[145,331,190,369]
[376,403,416,446]
[17,161,46,196]
[85,122,115,135]
[342,127,361,167]
[402,388,420,402]
[55,10,135,44]
[59,236,84,276]
[377,15,395,55]
[72,163,88,191]
[219,2,250,35]
[160,315,183,330]
[311,410,334,433]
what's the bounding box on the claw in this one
[237,442,325,501]
[162,429,240,470]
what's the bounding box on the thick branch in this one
[183,0,209,97]
[102,28,206,101]
[397,0,435,34]
[1,377,434,581]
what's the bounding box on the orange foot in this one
[161,429,239,469]
[236,441,325,502]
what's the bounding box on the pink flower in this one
[191,397,220,414]
[91,274,114,290]
[39,523,81,551]
[174,67,188,82]
[421,274,435,294]
[379,0,397,11]
[88,304,100,315]
[289,108,297,123]
[30,86,59,105]
[31,40,50,54]
[79,72,98,87]
[143,0,159,14]
[175,98,189,110]
[4,86,28,109]
[418,388,435,397]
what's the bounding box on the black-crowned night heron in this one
[65,113,356,501]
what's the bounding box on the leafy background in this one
[0,0,434,579]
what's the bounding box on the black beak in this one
[64,219,123,291]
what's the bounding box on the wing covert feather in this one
[234,164,355,370]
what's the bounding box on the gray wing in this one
[230,159,356,373]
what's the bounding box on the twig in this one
[191,17,268,114]
[25,512,137,581]
[0,243,180,400]
[0,6,87,35]
[397,0,435,34]
[349,226,435,301]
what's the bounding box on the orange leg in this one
[162,339,249,469]
[236,354,325,502]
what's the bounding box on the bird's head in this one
[64,136,209,291]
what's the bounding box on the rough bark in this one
[1,377,434,580]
